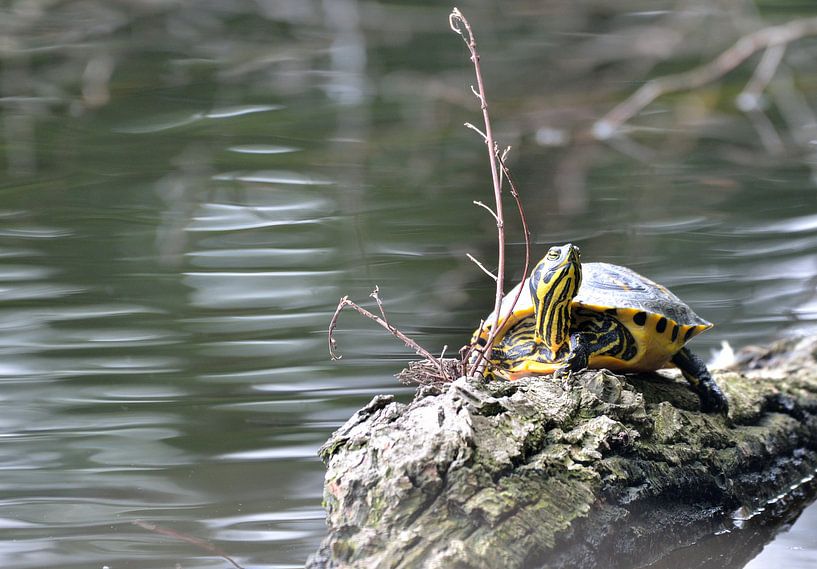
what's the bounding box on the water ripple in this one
[115,105,284,133]
[218,445,319,461]
[213,170,334,185]
[717,235,817,257]
[199,339,322,358]
[187,201,335,232]
[0,283,83,301]
[227,144,299,154]
[183,271,339,309]
[633,216,717,234]
[60,357,181,375]
[207,509,325,527]
[736,213,817,235]
[204,104,283,118]
[186,247,333,268]
[186,312,328,333]
[0,266,56,281]
[215,527,313,542]
[199,365,326,384]
[0,227,70,239]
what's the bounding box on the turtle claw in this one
[698,379,729,415]
[552,366,571,380]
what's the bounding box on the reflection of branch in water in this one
[737,45,785,111]
[769,68,817,148]
[593,16,817,140]
[744,105,785,156]
[737,45,787,155]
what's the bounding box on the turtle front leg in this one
[553,332,594,378]
[671,347,729,414]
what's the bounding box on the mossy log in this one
[307,337,817,569]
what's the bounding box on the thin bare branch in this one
[593,16,817,139]
[328,295,349,360]
[450,7,507,376]
[464,122,487,140]
[370,285,388,322]
[497,144,511,192]
[498,153,532,317]
[469,152,533,376]
[328,291,446,378]
[466,253,498,281]
[133,520,245,569]
[472,200,499,223]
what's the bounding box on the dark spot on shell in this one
[605,308,618,315]
[656,317,667,334]
[476,337,487,346]
[633,311,647,326]
[671,324,679,342]
[684,327,695,342]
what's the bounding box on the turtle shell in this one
[575,263,711,329]
[472,262,712,373]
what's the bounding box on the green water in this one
[1,1,816,567]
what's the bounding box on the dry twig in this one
[450,8,533,377]
[466,253,498,281]
[593,16,817,140]
[462,149,533,376]
[328,290,446,378]
[325,9,530,386]
[497,153,532,333]
[450,7,507,374]
[396,357,463,386]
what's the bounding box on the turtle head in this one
[529,244,582,351]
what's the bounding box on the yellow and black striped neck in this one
[529,244,582,354]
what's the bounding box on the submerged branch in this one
[133,520,245,569]
[594,16,817,139]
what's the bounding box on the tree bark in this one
[307,336,817,569]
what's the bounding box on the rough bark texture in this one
[307,336,817,569]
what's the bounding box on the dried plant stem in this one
[450,8,506,373]
[325,9,529,386]
[466,253,498,281]
[593,16,817,139]
[498,153,532,332]
[132,520,245,569]
[328,290,445,377]
[464,151,533,376]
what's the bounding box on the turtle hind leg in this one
[671,347,729,414]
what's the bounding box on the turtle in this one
[470,243,728,413]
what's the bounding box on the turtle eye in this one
[545,248,560,261]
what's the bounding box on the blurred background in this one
[1,1,817,567]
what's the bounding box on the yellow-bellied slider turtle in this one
[471,243,728,413]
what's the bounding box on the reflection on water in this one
[1,1,817,567]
